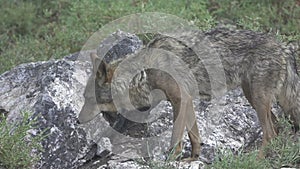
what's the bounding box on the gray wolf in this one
[79,27,300,160]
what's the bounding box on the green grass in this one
[0,112,47,169]
[2,0,299,75]
[207,150,270,169]
[264,118,300,168]
[208,118,300,169]
[209,0,300,36]
[0,0,214,74]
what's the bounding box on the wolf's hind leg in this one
[251,88,278,157]
[186,95,201,160]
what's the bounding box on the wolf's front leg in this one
[169,89,201,161]
[168,92,186,160]
[169,110,185,160]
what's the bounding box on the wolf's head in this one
[78,51,154,123]
[78,52,118,123]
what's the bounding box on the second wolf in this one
[79,28,300,159]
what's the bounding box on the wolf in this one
[79,27,300,160]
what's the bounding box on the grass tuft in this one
[0,112,47,169]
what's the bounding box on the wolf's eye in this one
[96,69,106,86]
[140,70,147,81]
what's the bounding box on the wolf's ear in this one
[90,52,108,75]
[139,70,147,82]
[90,52,108,85]
[90,52,101,73]
[131,69,147,87]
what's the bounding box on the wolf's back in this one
[148,28,282,98]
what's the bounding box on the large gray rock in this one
[0,52,96,169]
[0,31,142,169]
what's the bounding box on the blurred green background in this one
[0,0,299,74]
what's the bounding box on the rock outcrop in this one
[0,51,96,169]
[0,31,142,169]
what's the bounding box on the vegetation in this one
[264,118,300,168]
[0,112,46,169]
[208,150,271,169]
[209,118,300,169]
[209,0,300,33]
[1,0,299,74]
[0,0,299,168]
